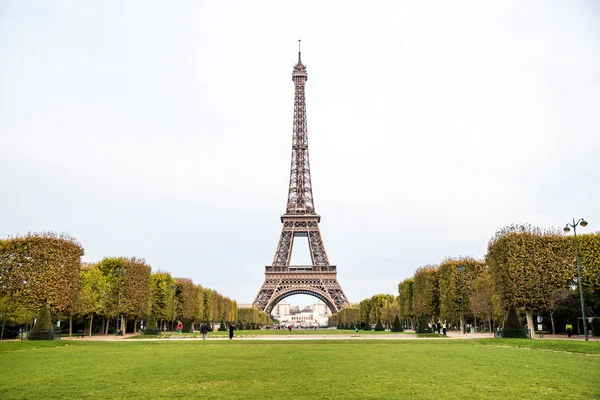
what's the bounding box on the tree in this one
[438,258,485,328]
[486,224,574,338]
[548,289,571,335]
[374,319,385,331]
[397,279,414,328]
[369,294,388,324]
[120,258,151,334]
[175,278,195,331]
[150,271,176,331]
[470,269,496,333]
[413,266,439,321]
[359,298,371,326]
[573,233,600,293]
[0,233,84,314]
[78,265,111,336]
[202,289,213,326]
[381,296,397,329]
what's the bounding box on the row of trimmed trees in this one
[330,225,600,336]
[0,232,271,338]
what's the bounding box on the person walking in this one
[442,322,447,336]
[565,323,573,338]
[229,323,235,340]
[177,321,183,335]
[200,323,209,340]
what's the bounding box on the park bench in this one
[76,329,85,338]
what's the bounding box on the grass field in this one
[0,339,598,399]
[128,329,415,339]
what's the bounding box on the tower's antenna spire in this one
[298,39,302,63]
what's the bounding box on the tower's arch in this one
[265,288,337,315]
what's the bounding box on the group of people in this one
[432,321,447,336]
[174,321,235,340]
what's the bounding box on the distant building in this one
[272,300,331,327]
[237,303,254,309]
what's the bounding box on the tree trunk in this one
[69,315,72,338]
[121,315,126,334]
[105,318,110,335]
[490,317,494,336]
[525,309,535,339]
[550,311,555,335]
[89,315,93,337]
[1,319,5,340]
[133,317,138,334]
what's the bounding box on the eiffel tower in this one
[253,43,350,314]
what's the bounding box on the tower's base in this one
[253,268,350,314]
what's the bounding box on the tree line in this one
[0,232,271,338]
[330,224,600,336]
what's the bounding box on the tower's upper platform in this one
[292,41,307,84]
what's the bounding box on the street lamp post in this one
[457,266,466,334]
[563,218,589,341]
[114,267,125,336]
[171,284,176,332]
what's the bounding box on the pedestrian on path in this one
[200,323,209,340]
[565,323,573,338]
[229,323,235,340]
[442,322,447,336]
[177,321,183,335]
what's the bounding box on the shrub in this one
[218,321,227,331]
[592,318,600,337]
[144,315,159,335]
[391,315,404,332]
[502,304,528,338]
[29,304,54,340]
[362,322,371,331]
[416,314,432,334]
[374,319,385,331]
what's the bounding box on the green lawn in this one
[128,329,413,339]
[0,339,598,399]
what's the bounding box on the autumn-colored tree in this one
[380,296,398,329]
[237,307,272,328]
[470,269,497,333]
[192,284,205,327]
[572,232,600,293]
[175,278,195,331]
[486,224,574,337]
[78,265,111,336]
[120,257,151,333]
[413,265,439,321]
[150,271,175,331]
[0,233,84,314]
[397,279,414,328]
[438,258,485,328]
[359,298,371,325]
[368,294,390,323]
[202,289,213,326]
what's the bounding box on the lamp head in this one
[580,219,588,227]
[563,225,571,233]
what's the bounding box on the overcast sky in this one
[1,1,599,309]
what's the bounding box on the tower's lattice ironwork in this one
[253,44,350,314]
